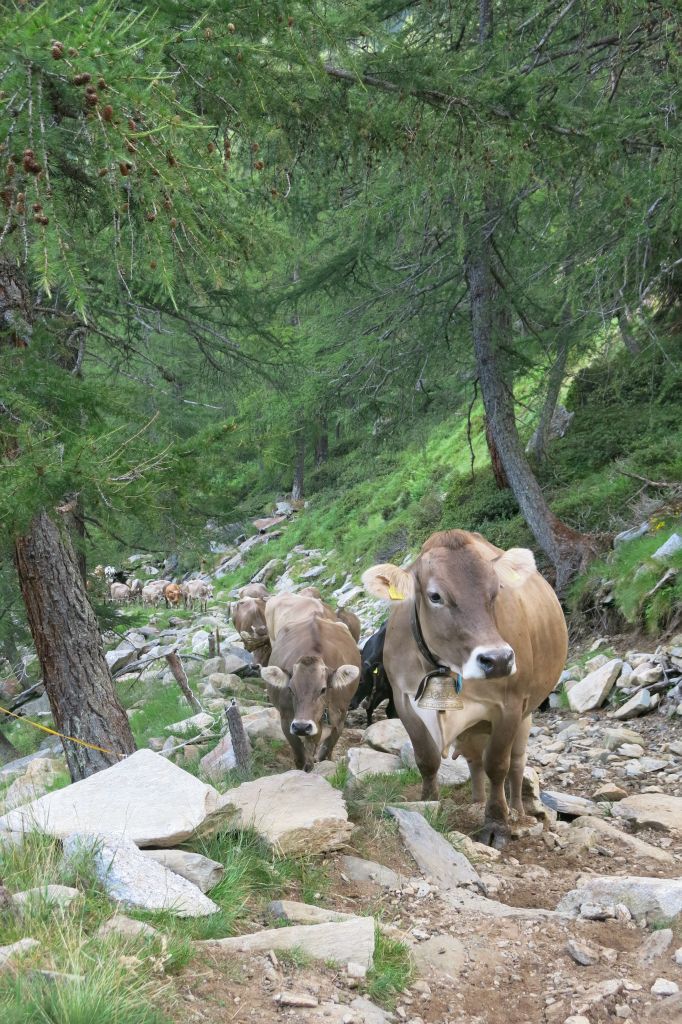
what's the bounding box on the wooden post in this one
[165,651,203,713]
[226,699,251,771]
[208,633,216,658]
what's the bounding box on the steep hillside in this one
[220,329,682,637]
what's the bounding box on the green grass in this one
[212,328,682,615]
[124,685,197,748]
[328,761,350,790]
[275,947,313,969]
[569,520,682,633]
[347,769,423,817]
[129,829,282,941]
[365,929,414,1008]
[0,832,182,1024]
[0,964,170,1024]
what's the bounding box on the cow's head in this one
[362,531,536,681]
[261,657,359,750]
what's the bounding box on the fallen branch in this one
[6,681,44,714]
[617,469,680,489]
[158,729,218,758]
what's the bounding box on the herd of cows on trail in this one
[103,529,570,849]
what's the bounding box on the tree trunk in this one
[464,215,595,591]
[526,332,570,464]
[485,420,509,489]
[0,726,19,765]
[479,0,493,42]
[617,308,641,355]
[315,417,329,467]
[13,511,136,780]
[292,434,305,500]
[61,492,87,582]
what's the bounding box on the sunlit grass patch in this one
[365,928,414,1008]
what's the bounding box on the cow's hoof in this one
[475,821,510,850]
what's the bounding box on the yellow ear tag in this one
[388,583,405,601]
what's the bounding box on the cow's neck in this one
[410,598,463,703]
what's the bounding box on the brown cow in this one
[261,592,360,770]
[239,582,270,601]
[299,587,361,642]
[363,530,567,848]
[336,607,361,643]
[231,596,271,666]
[163,582,182,608]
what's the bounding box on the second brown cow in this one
[261,592,360,770]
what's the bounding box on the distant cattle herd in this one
[91,565,214,612]
[95,529,568,848]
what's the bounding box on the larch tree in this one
[0,1,321,775]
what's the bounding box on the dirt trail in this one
[165,697,682,1024]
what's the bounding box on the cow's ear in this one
[492,547,536,588]
[261,666,288,689]
[362,564,414,601]
[330,664,360,693]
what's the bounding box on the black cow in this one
[349,622,397,726]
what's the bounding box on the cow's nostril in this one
[477,649,514,677]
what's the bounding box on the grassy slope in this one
[229,330,682,632]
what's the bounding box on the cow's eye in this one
[428,591,443,605]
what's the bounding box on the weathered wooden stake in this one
[165,651,203,712]
[226,699,251,771]
[208,633,216,657]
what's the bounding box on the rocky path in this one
[2,548,682,1024]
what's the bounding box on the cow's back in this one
[271,616,360,676]
[266,592,330,640]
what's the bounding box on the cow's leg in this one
[365,685,383,726]
[286,733,307,771]
[398,694,441,800]
[317,723,341,762]
[476,716,520,849]
[456,730,487,806]
[508,716,532,818]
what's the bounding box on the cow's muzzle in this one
[291,719,317,736]
[463,644,516,679]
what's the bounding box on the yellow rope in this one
[0,703,126,759]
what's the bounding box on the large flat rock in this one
[541,791,603,818]
[571,815,674,865]
[216,770,352,855]
[612,793,682,834]
[64,834,219,917]
[557,874,682,924]
[346,747,402,781]
[141,850,224,892]
[339,855,404,889]
[0,749,232,847]
[198,917,375,968]
[399,741,470,786]
[362,719,410,755]
[387,806,481,890]
[268,900,354,925]
[567,659,622,713]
